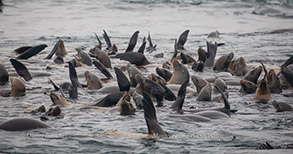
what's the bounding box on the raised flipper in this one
[258,142,274,149]
[94,92,124,107]
[142,92,166,136]
[125,31,139,52]
[14,46,32,54]
[45,41,59,59]
[215,85,237,114]
[16,44,47,59]
[281,65,293,87]
[93,60,113,79]
[137,37,146,54]
[177,30,189,50]
[204,41,217,67]
[68,61,81,88]
[114,67,130,92]
[171,39,178,61]
[283,56,293,67]
[95,33,102,49]
[170,79,189,112]
[10,59,32,81]
[158,82,176,101]
[103,30,112,49]
[260,60,267,79]
[146,32,156,52]
[114,52,150,66]
[48,78,59,91]
[0,64,9,85]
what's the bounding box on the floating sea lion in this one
[169,58,189,84]
[227,56,248,76]
[194,110,229,119]
[14,46,32,54]
[125,31,139,52]
[146,32,157,52]
[207,31,220,38]
[204,41,217,67]
[177,30,189,50]
[191,75,208,95]
[10,59,32,81]
[213,52,234,71]
[16,44,47,59]
[84,71,103,90]
[114,52,150,66]
[45,106,62,116]
[77,50,92,66]
[93,60,113,79]
[180,52,195,64]
[0,64,9,85]
[240,79,256,94]
[95,50,112,68]
[272,100,293,112]
[267,69,282,93]
[281,64,293,88]
[0,118,49,131]
[45,39,67,59]
[196,83,212,101]
[10,77,26,97]
[156,67,172,82]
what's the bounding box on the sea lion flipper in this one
[170,79,189,112]
[93,60,113,79]
[125,31,139,52]
[214,85,230,110]
[103,30,112,49]
[142,92,165,136]
[283,55,293,67]
[0,64,9,85]
[260,60,267,79]
[137,37,146,54]
[16,44,47,59]
[171,39,178,61]
[281,65,293,87]
[68,61,81,88]
[10,59,32,81]
[45,41,59,59]
[114,67,130,92]
[48,78,59,91]
[158,83,176,101]
[95,33,102,49]
[177,30,189,50]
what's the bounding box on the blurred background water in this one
[0,0,293,153]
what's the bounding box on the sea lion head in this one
[45,106,62,116]
[243,65,262,84]
[267,69,282,93]
[31,105,46,113]
[254,79,271,101]
[116,92,135,115]
[84,71,103,90]
[169,58,190,84]
[191,75,208,95]
[272,100,293,112]
[55,39,67,57]
[50,92,70,106]
[240,79,256,94]
[10,77,26,97]
[228,57,248,76]
[198,47,206,62]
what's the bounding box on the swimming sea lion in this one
[213,52,234,71]
[93,60,113,79]
[177,30,189,50]
[146,32,157,52]
[84,71,103,90]
[14,46,32,54]
[45,106,62,116]
[272,100,293,112]
[10,77,26,97]
[191,75,208,95]
[180,52,195,64]
[0,118,49,131]
[240,79,256,94]
[196,83,212,101]
[0,64,9,85]
[16,44,47,59]
[45,39,67,59]
[95,50,112,68]
[156,67,172,82]
[125,31,139,52]
[204,41,217,67]
[194,110,229,119]
[10,59,32,81]
[169,58,190,84]
[267,69,282,93]
[281,64,293,88]
[114,52,150,66]
[132,91,143,109]
[77,50,92,66]
[227,56,248,76]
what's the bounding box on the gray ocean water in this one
[0,0,293,153]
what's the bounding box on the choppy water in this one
[1,0,293,153]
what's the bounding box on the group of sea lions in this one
[0,29,293,142]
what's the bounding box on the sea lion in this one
[148,73,167,85]
[135,74,165,107]
[146,32,157,52]
[180,52,195,64]
[156,67,172,82]
[84,71,103,90]
[53,56,64,64]
[95,50,112,68]
[77,50,92,66]
[191,75,208,95]
[177,30,189,50]
[115,92,135,116]
[125,31,139,52]
[254,62,271,102]
[196,83,212,101]
[10,59,32,81]
[169,58,190,84]
[10,77,26,97]
[207,31,220,38]
[137,37,146,54]
[132,91,143,109]
[102,30,118,55]
[93,60,113,79]
[31,105,46,113]
[243,66,262,84]
[227,56,248,76]
[194,110,229,119]
[45,106,62,116]
[267,69,282,93]
[214,77,227,93]
[213,52,234,71]
[0,118,49,131]
[162,61,172,69]
[240,79,256,94]
[94,92,124,107]
[45,39,67,59]
[114,52,150,66]
[126,63,142,87]
[0,64,9,85]
[281,64,293,88]
[204,41,217,67]
[16,44,47,59]
[272,100,293,112]
[14,46,32,54]
[191,60,204,72]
